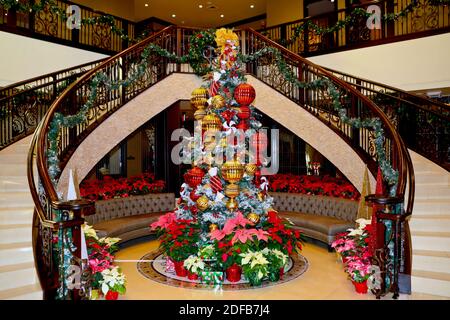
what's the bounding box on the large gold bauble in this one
[221,159,244,184]
[202,113,222,133]
[196,195,209,211]
[211,95,226,109]
[226,198,238,211]
[247,213,260,225]
[245,163,258,176]
[191,87,209,109]
[194,108,206,120]
[209,223,219,232]
[224,183,240,198]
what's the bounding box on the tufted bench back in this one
[269,192,358,222]
[86,193,175,224]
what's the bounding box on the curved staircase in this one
[0,25,448,299]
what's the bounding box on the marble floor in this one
[115,239,448,300]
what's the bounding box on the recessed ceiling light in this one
[145,3,148,7]
[199,4,203,8]
[250,4,255,8]
[172,14,176,18]
[220,14,224,18]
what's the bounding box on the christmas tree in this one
[151,28,302,286]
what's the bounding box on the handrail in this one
[0,58,105,150]
[245,27,408,197]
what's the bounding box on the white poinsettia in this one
[347,228,365,236]
[183,255,205,273]
[100,266,126,295]
[271,249,288,266]
[240,250,269,268]
[98,237,121,247]
[82,223,98,240]
[356,218,371,229]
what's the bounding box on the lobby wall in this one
[308,32,450,91]
[266,0,304,27]
[0,31,108,87]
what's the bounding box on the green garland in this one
[46,29,398,195]
[265,0,449,47]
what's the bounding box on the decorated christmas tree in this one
[151,28,303,286]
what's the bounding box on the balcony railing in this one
[260,0,450,57]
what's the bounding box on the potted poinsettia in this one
[99,266,127,300]
[150,212,200,277]
[344,256,372,294]
[239,250,270,286]
[263,211,304,256]
[184,255,205,280]
[262,248,289,281]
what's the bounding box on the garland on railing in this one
[264,0,450,47]
[46,28,398,196]
[0,0,141,43]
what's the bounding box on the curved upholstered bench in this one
[270,192,358,248]
[85,193,175,243]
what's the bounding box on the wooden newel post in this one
[52,199,95,300]
[365,195,405,300]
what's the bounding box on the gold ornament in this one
[209,223,219,232]
[191,87,209,109]
[224,183,240,212]
[257,192,265,202]
[202,113,222,133]
[211,95,226,109]
[245,163,258,176]
[196,195,209,211]
[247,213,260,225]
[194,108,206,120]
[221,159,244,184]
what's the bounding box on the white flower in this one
[99,266,126,295]
[347,228,364,236]
[82,223,98,240]
[184,255,205,273]
[98,237,121,247]
[356,218,371,229]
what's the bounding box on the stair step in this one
[413,199,450,215]
[0,264,38,291]
[0,208,33,225]
[0,244,33,267]
[412,274,450,297]
[415,173,450,184]
[412,233,450,252]
[414,184,450,199]
[0,283,41,300]
[0,153,27,164]
[412,254,450,274]
[0,192,34,208]
[0,164,28,176]
[0,176,30,192]
[0,225,31,244]
[410,216,450,232]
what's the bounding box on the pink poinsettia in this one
[150,212,177,231]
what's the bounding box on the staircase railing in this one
[0,59,105,150]
[325,68,450,171]
[28,25,414,299]
[260,0,450,57]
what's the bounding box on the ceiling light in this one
[145,3,148,7]
[220,14,224,18]
[199,5,203,8]
[172,14,176,18]
[250,4,254,8]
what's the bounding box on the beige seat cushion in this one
[94,212,165,238]
[279,211,355,237]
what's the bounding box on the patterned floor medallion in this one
[137,251,309,290]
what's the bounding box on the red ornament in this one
[234,83,256,106]
[174,260,188,277]
[190,190,200,201]
[237,106,251,120]
[221,109,236,123]
[184,167,205,188]
[105,291,119,300]
[254,169,261,188]
[250,131,268,151]
[210,175,223,193]
[190,205,198,216]
[236,121,249,131]
[225,263,242,282]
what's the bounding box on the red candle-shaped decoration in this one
[237,106,251,120]
[236,121,249,131]
[250,131,268,164]
[234,83,255,106]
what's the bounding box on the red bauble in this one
[237,106,251,120]
[236,121,249,131]
[184,167,205,188]
[105,291,119,300]
[190,190,200,201]
[234,83,255,106]
[225,263,242,282]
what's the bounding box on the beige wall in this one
[266,0,303,27]
[0,31,108,87]
[309,33,450,91]
[72,0,136,21]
